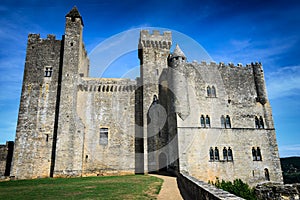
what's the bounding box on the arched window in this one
[223,147,227,161]
[252,147,257,161]
[264,168,270,181]
[211,86,216,97]
[200,115,205,127]
[207,86,211,97]
[257,147,262,161]
[255,116,260,129]
[225,115,231,128]
[259,116,264,129]
[209,147,214,161]
[205,115,210,128]
[214,147,219,161]
[221,115,225,128]
[228,147,233,161]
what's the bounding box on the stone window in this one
[255,116,264,129]
[256,147,262,161]
[255,116,260,128]
[259,116,264,129]
[264,168,270,181]
[214,147,219,161]
[207,85,216,97]
[223,147,228,160]
[221,115,226,128]
[222,147,233,161]
[209,147,214,161]
[205,115,211,127]
[200,115,205,127]
[252,147,262,161]
[100,128,108,145]
[228,147,233,161]
[225,115,231,128]
[201,114,210,128]
[44,67,53,77]
[207,86,211,97]
[252,147,257,160]
[211,86,216,97]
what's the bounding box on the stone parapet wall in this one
[177,173,244,200]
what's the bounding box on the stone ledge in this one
[177,173,244,200]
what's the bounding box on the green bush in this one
[210,177,257,200]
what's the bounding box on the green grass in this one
[0,175,163,200]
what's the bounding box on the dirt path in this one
[150,174,183,200]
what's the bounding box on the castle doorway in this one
[159,152,167,172]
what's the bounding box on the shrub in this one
[210,177,257,200]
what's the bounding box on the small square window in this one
[100,128,108,145]
[44,67,53,77]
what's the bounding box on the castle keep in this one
[11,7,283,186]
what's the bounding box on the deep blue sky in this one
[0,0,299,157]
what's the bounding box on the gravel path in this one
[150,174,183,200]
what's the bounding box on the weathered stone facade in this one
[255,182,300,200]
[11,6,282,187]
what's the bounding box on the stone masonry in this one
[10,6,282,187]
[0,141,14,177]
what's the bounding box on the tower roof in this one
[66,6,84,26]
[172,44,186,58]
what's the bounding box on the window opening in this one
[100,128,108,145]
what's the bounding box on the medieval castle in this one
[5,7,283,186]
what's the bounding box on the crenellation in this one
[28,33,41,43]
[209,61,217,66]
[47,34,56,40]
[152,30,160,35]
[139,30,172,49]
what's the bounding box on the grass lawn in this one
[0,175,163,200]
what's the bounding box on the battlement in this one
[140,30,172,38]
[139,30,172,49]
[189,60,264,72]
[78,78,137,93]
[218,61,262,69]
[28,33,60,43]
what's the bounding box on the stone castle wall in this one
[11,34,62,179]
[77,78,137,176]
[175,61,282,186]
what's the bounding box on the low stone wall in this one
[177,173,244,200]
[255,182,300,200]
